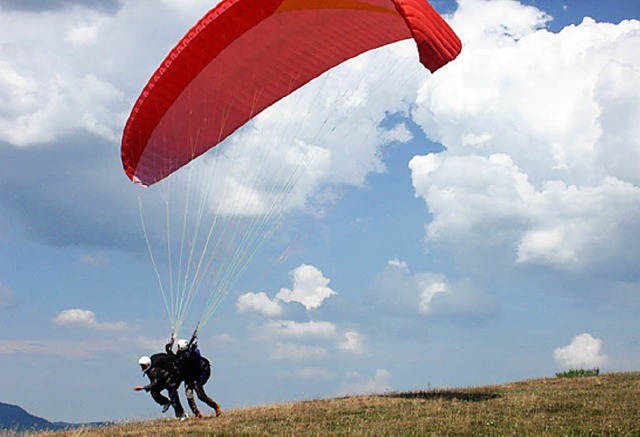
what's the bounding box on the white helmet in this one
[138,356,151,371]
[177,339,189,352]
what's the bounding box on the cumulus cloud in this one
[338,331,366,355]
[0,0,426,254]
[236,265,337,316]
[0,1,209,151]
[336,369,391,396]
[554,333,608,369]
[260,320,366,358]
[265,320,338,339]
[65,22,101,46]
[0,57,125,145]
[239,264,366,358]
[276,264,337,310]
[371,259,497,320]
[381,122,413,144]
[418,281,448,315]
[387,258,410,273]
[3,0,636,281]
[236,292,283,317]
[410,0,640,275]
[51,308,128,331]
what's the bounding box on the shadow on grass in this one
[385,390,500,402]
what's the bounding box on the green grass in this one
[34,371,640,436]
[556,367,600,378]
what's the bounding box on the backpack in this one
[150,352,180,374]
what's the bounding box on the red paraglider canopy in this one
[122,0,462,186]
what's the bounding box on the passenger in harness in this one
[166,335,222,418]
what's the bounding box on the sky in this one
[0,0,639,424]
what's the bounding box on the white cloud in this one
[418,281,448,315]
[64,21,101,46]
[595,60,640,186]
[381,122,413,143]
[240,267,366,359]
[409,1,640,274]
[338,331,366,355]
[254,320,366,360]
[387,258,410,273]
[52,308,128,331]
[371,260,496,319]
[236,292,283,317]
[259,320,366,358]
[265,320,337,339]
[554,333,608,369]
[336,369,391,396]
[0,2,203,148]
[276,264,337,310]
[453,0,551,43]
[6,0,636,282]
[0,55,124,145]
[410,153,533,247]
[515,178,640,270]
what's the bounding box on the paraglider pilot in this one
[167,334,222,418]
[133,355,186,419]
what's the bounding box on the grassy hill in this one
[34,371,639,436]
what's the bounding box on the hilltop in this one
[34,371,640,436]
[0,402,52,433]
[0,402,109,435]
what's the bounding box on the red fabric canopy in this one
[122,0,462,186]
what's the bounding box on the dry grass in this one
[34,371,640,436]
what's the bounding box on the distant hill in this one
[0,402,55,432]
[0,402,108,433]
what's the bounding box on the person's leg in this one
[167,387,185,418]
[150,389,170,407]
[185,381,201,417]
[195,381,221,416]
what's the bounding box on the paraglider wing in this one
[121,0,461,186]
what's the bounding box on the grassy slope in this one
[36,371,640,436]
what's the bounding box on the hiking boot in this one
[161,403,170,413]
[195,411,203,418]
[215,404,222,417]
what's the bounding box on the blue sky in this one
[1,0,639,424]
